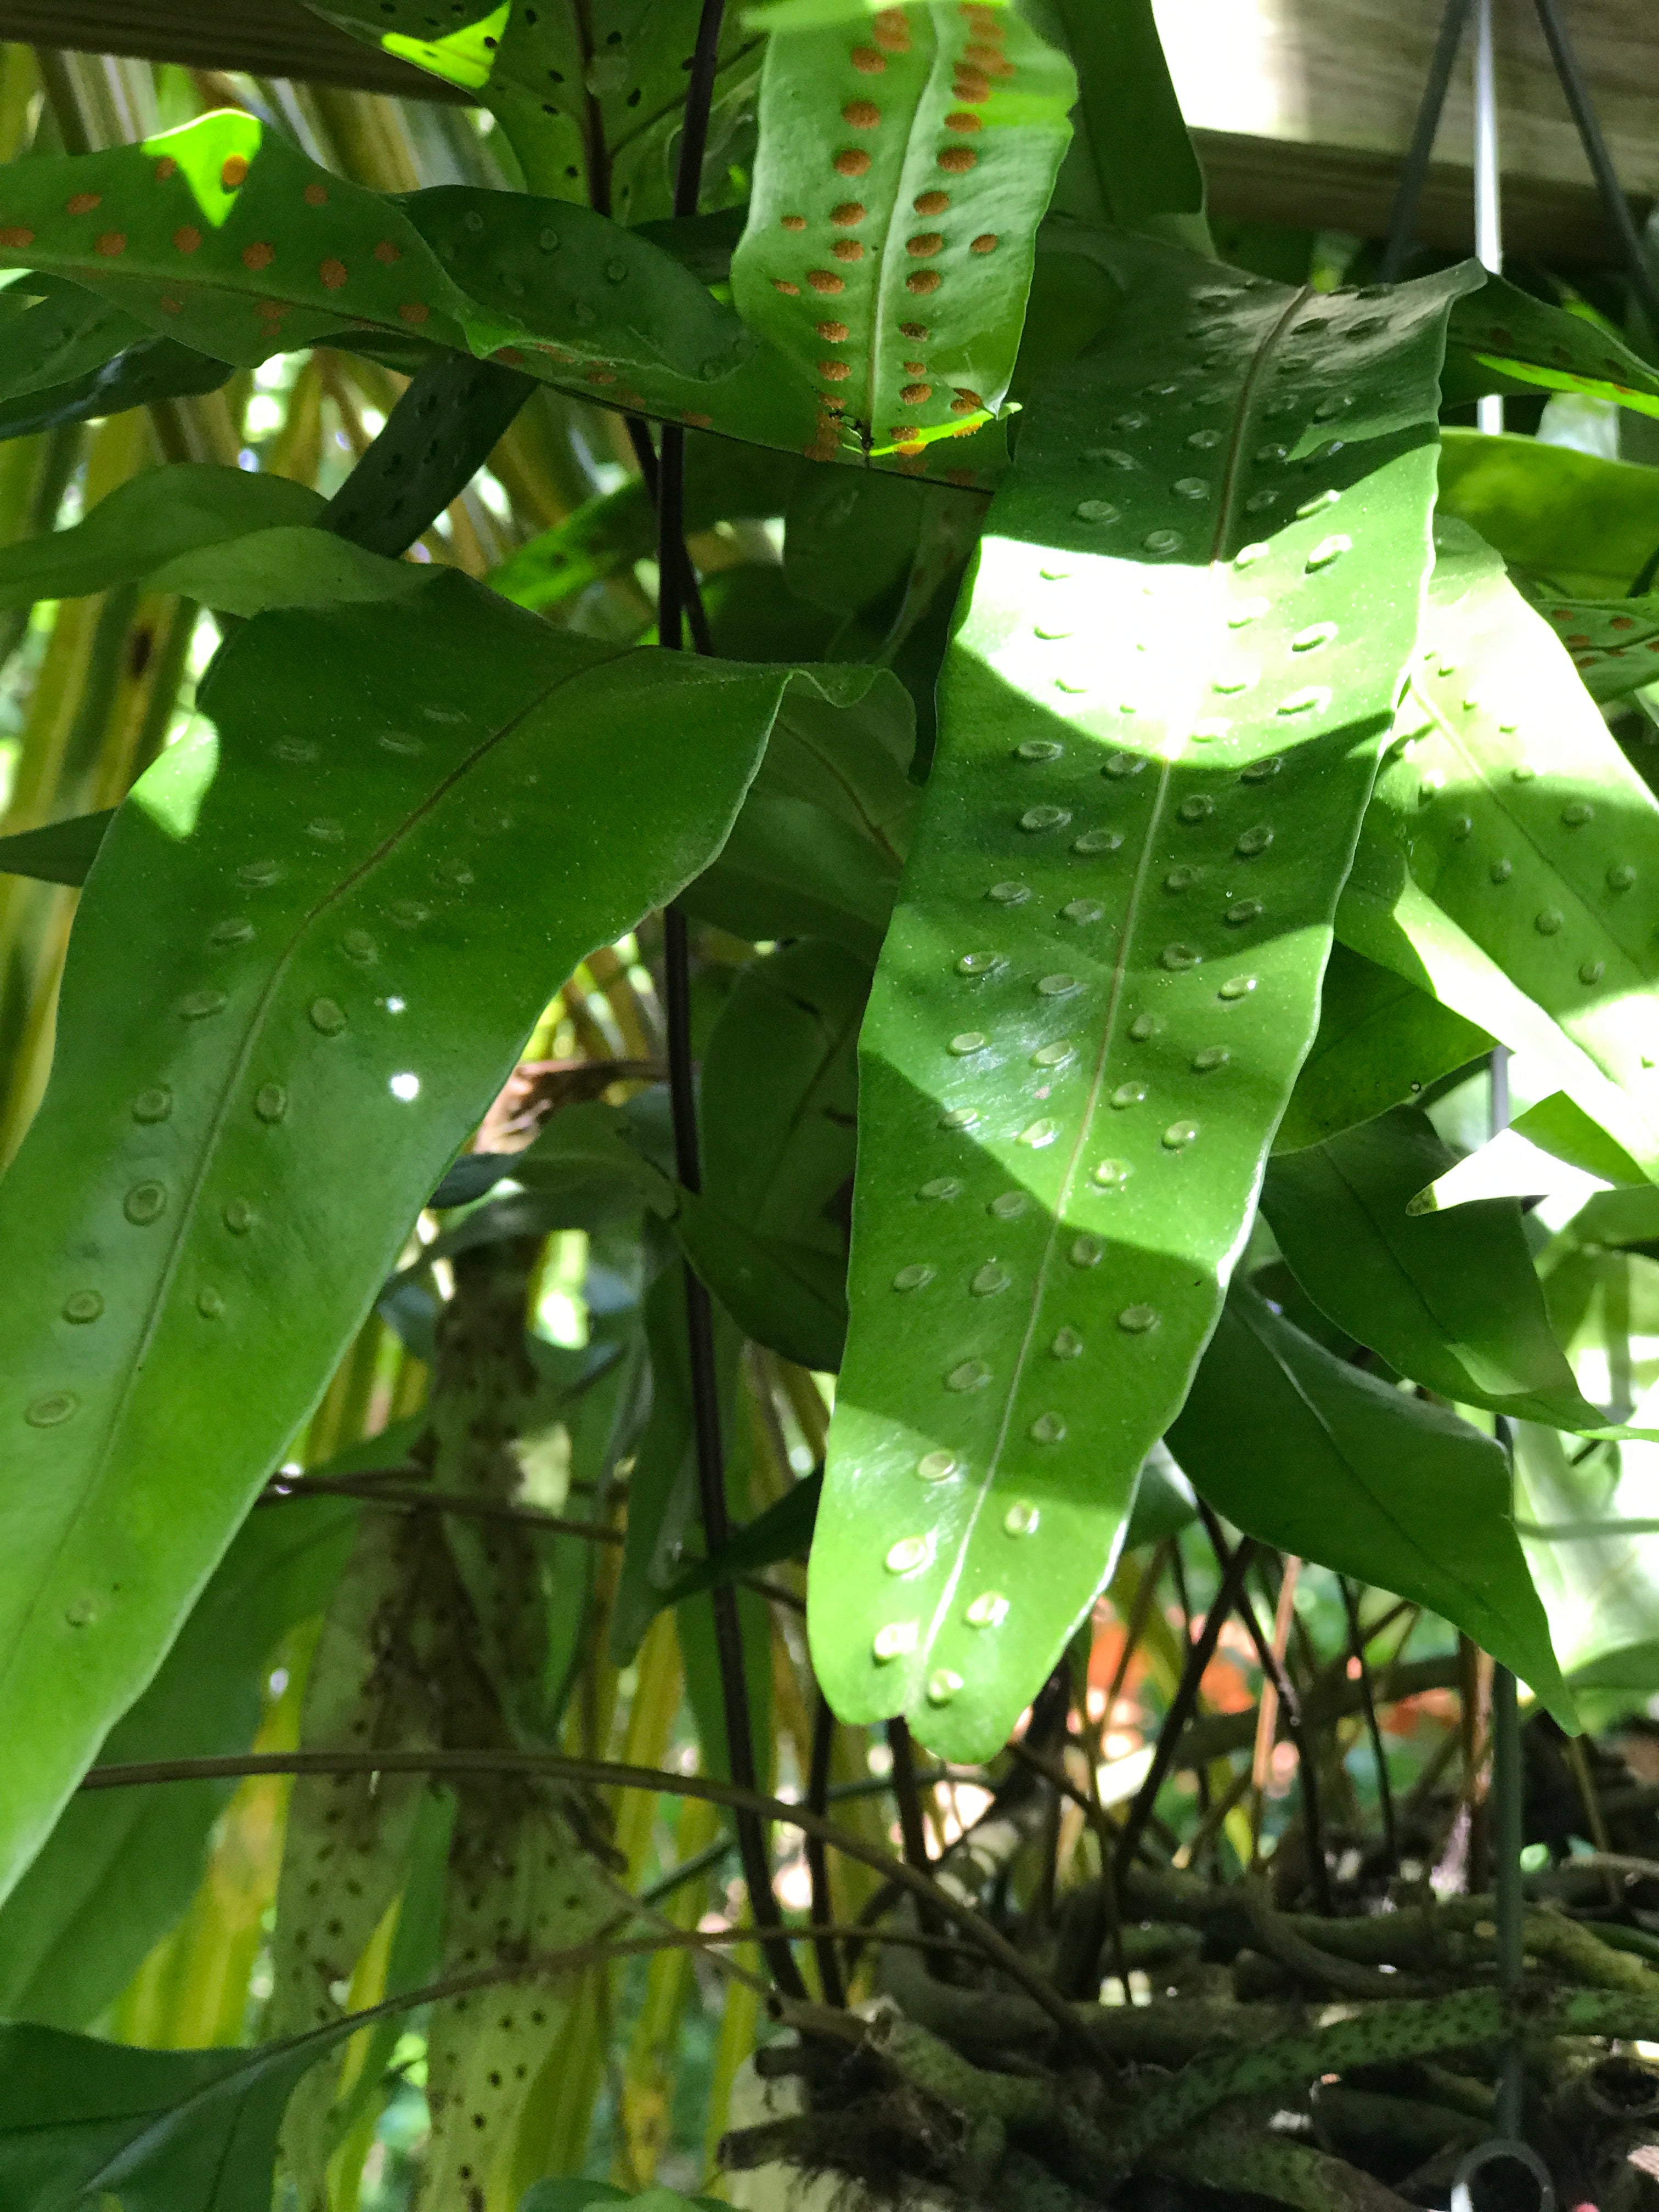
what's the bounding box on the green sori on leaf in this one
[731,0,1075,470]
[810,240,1478,1760]
[1375,517,1659,1174]
[0,568,890,1908]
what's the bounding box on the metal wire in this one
[1379,0,1475,283]
[1531,0,1659,340]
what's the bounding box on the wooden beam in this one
[0,2,463,98]
[1197,130,1649,266]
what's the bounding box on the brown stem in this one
[1115,1538,1258,1878]
[82,1745,1103,2068]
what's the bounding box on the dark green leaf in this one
[489,435,794,614]
[1049,0,1206,233]
[311,0,764,224]
[0,2017,352,2212]
[1273,939,1489,1153]
[1170,1284,1571,1723]
[662,1471,821,1606]
[0,1491,356,2029]
[0,568,864,1903]
[0,809,113,887]
[1262,1104,1609,1429]
[1444,275,1659,422]
[0,462,321,611]
[813,246,1473,1762]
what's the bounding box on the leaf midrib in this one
[919,283,1313,1673]
[0,634,636,1706]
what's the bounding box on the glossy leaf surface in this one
[310,0,764,219]
[1272,940,1489,1153]
[1049,0,1204,234]
[0,2017,351,2212]
[1443,275,1659,422]
[1171,1285,1570,1721]
[0,462,321,611]
[0,810,113,887]
[1437,428,1659,596]
[812,246,1471,1760]
[731,1,1074,465]
[0,112,752,414]
[1373,519,1659,1175]
[0,570,858,1904]
[0,1491,355,2030]
[1262,1104,1609,1429]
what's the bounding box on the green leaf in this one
[730,2,1075,465]
[784,464,930,614]
[310,0,764,222]
[0,569,861,1904]
[1430,430,1659,702]
[521,2182,723,2212]
[1510,579,1659,706]
[1437,427,1659,597]
[1272,939,1489,1153]
[148,524,428,618]
[1444,274,1659,422]
[1047,0,1206,234]
[0,1491,356,2030]
[0,809,113,887]
[1261,1103,1610,1430]
[1170,1284,1571,1724]
[662,1470,821,1605]
[0,462,322,611]
[489,435,796,614]
[0,2017,351,2212]
[1369,517,1659,1175]
[680,936,868,1368]
[1514,1418,1659,1713]
[0,273,150,399]
[682,658,918,955]
[812,246,1473,1760]
[1336,810,1655,1174]
[0,114,752,420]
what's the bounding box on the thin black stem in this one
[1115,1539,1258,1878]
[260,1471,624,1541]
[806,1695,847,2007]
[628,417,711,651]
[1340,1576,1398,1870]
[887,1715,948,1948]
[650,0,803,2004]
[1201,1509,1333,1914]
[1379,0,1474,283]
[1530,0,1659,340]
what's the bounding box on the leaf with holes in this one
[1372,517,1659,1175]
[1170,1283,1570,1724]
[308,0,765,220]
[0,462,322,612]
[1444,273,1659,422]
[809,243,1475,1760]
[1262,1104,1611,1429]
[0,567,884,1905]
[730,0,1074,470]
